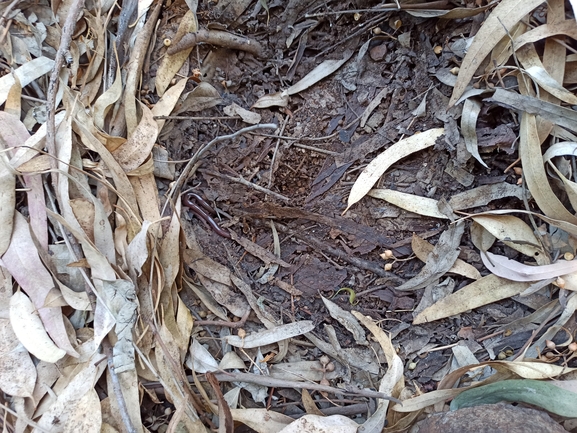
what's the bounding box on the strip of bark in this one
[168,29,264,57]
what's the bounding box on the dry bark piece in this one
[417,403,568,433]
[168,29,264,57]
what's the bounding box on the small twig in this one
[46,0,85,168]
[304,1,450,17]
[169,123,278,205]
[0,402,51,433]
[201,169,291,202]
[153,115,241,120]
[194,309,250,328]
[292,143,340,156]
[211,371,402,403]
[103,338,137,433]
[268,115,289,189]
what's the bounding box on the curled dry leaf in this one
[322,296,367,345]
[471,214,544,260]
[93,65,122,131]
[223,102,262,124]
[9,291,66,363]
[461,98,488,168]
[112,102,159,172]
[2,212,78,357]
[0,56,54,105]
[279,415,358,433]
[229,408,293,433]
[353,312,404,433]
[481,250,577,282]
[411,234,481,280]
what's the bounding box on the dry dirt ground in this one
[2,0,577,432]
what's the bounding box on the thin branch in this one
[211,371,402,404]
[201,169,291,203]
[46,0,85,166]
[167,123,278,211]
[103,338,137,433]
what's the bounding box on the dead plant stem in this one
[103,337,137,433]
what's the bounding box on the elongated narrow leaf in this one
[224,321,315,348]
[482,251,577,282]
[450,0,545,105]
[345,128,444,213]
[413,274,530,324]
[368,189,447,219]
[520,112,577,225]
[461,98,488,167]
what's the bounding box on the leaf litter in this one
[2,0,577,432]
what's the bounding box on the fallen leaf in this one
[368,189,447,219]
[155,10,197,96]
[224,321,315,348]
[278,415,358,433]
[395,222,465,291]
[345,128,444,213]
[413,274,530,324]
[8,291,66,363]
[481,250,577,282]
[450,0,545,106]
[412,234,481,280]
[520,112,577,225]
[112,102,159,172]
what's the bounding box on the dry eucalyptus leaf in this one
[412,235,481,280]
[155,10,197,96]
[278,415,359,433]
[413,275,530,324]
[321,296,367,345]
[461,98,488,168]
[9,291,66,363]
[520,112,577,225]
[471,214,544,260]
[481,251,577,282]
[450,0,545,106]
[224,321,315,348]
[187,338,219,373]
[489,88,577,132]
[395,222,465,291]
[345,128,444,213]
[223,102,261,124]
[353,312,404,433]
[287,50,354,96]
[0,318,36,397]
[369,189,448,219]
[230,408,293,433]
